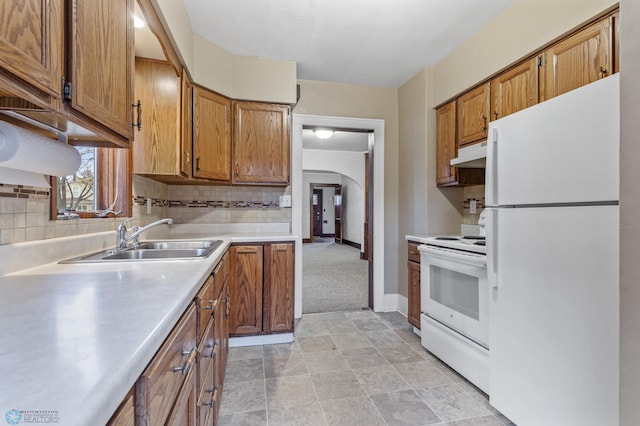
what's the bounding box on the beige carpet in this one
[302,241,369,313]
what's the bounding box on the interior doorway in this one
[309,183,343,242]
[292,115,385,318]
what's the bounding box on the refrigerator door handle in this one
[487,208,499,288]
[486,126,499,206]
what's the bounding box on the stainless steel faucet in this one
[116,218,174,250]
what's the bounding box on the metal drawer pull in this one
[203,387,220,408]
[208,343,219,359]
[204,299,218,311]
[173,347,197,375]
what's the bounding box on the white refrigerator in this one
[486,74,619,426]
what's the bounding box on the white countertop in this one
[0,229,296,426]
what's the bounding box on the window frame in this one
[50,147,132,220]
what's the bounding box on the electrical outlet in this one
[470,199,477,214]
[146,197,152,214]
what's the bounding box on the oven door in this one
[419,245,489,347]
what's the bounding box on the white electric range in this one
[418,234,489,393]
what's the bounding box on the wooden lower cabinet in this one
[407,242,421,329]
[135,304,198,426]
[229,242,295,336]
[107,387,135,426]
[229,245,264,335]
[113,253,231,426]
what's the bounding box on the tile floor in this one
[219,310,515,426]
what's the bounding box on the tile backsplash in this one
[0,175,292,245]
[462,185,485,225]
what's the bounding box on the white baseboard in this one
[383,293,408,315]
[229,333,294,347]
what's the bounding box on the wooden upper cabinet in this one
[67,0,134,140]
[265,243,294,334]
[541,16,613,101]
[436,101,457,186]
[193,87,232,182]
[0,0,63,99]
[491,58,539,121]
[229,245,264,336]
[457,82,490,147]
[133,59,181,176]
[233,101,290,185]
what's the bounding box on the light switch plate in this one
[470,199,477,214]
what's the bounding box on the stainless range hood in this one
[450,141,487,168]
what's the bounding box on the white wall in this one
[341,175,364,247]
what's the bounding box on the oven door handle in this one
[418,245,486,267]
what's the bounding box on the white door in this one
[488,205,619,426]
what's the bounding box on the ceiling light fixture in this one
[314,129,334,139]
[133,15,146,29]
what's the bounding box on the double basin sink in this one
[61,240,223,263]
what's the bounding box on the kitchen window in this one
[51,147,131,219]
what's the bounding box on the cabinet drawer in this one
[408,242,421,263]
[197,359,219,425]
[136,304,198,426]
[196,275,215,340]
[197,317,215,392]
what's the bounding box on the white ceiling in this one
[303,129,370,152]
[182,0,515,88]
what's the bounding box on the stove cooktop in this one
[423,235,487,254]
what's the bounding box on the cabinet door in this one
[265,243,294,333]
[436,101,457,186]
[407,261,421,329]
[233,101,290,185]
[193,87,231,181]
[229,245,263,335]
[491,58,539,121]
[180,69,193,177]
[67,0,134,139]
[541,17,612,101]
[133,59,180,176]
[457,82,490,147]
[0,0,63,97]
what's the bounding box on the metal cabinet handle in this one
[207,342,219,360]
[132,100,142,131]
[482,115,487,132]
[173,347,197,375]
[196,157,201,172]
[204,299,218,312]
[202,387,220,408]
[185,151,190,165]
[494,111,499,120]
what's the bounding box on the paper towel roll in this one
[0,166,50,188]
[0,121,81,177]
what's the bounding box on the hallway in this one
[302,240,368,313]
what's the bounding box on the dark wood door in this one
[334,186,343,244]
[312,189,323,237]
